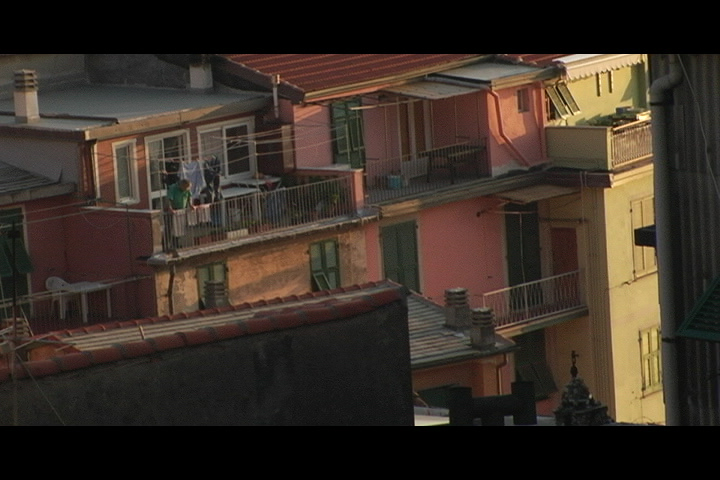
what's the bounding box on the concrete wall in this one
[0,298,413,426]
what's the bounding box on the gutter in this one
[649,54,683,426]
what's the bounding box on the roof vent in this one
[469,307,496,350]
[444,288,470,329]
[14,69,39,123]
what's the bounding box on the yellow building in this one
[540,54,663,423]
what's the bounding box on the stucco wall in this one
[0,299,413,425]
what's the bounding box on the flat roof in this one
[0,84,270,132]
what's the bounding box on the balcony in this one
[1,276,150,336]
[162,174,358,253]
[472,270,587,333]
[546,119,652,171]
[365,139,489,204]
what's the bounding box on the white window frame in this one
[145,130,191,210]
[197,118,257,185]
[112,139,139,204]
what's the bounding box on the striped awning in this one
[555,54,646,81]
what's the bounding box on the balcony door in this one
[550,228,578,275]
[399,99,430,159]
[505,202,541,286]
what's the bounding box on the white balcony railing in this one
[476,270,585,330]
[162,176,355,252]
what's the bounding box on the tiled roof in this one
[408,293,515,369]
[220,54,487,100]
[0,281,407,383]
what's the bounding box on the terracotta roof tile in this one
[0,281,407,383]
[221,54,487,99]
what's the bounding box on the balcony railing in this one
[0,276,150,336]
[611,120,653,168]
[162,175,355,252]
[474,270,585,330]
[546,120,652,171]
[365,139,488,204]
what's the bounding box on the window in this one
[146,131,189,209]
[639,326,662,394]
[517,88,530,113]
[197,262,227,310]
[331,98,365,168]
[198,120,256,183]
[113,140,138,203]
[310,239,340,291]
[545,83,581,119]
[0,208,31,318]
[631,196,657,278]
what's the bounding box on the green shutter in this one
[310,240,340,291]
[0,236,32,277]
[381,221,420,292]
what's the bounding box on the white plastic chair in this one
[46,276,72,320]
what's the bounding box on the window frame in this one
[545,82,581,119]
[112,139,139,204]
[145,130,191,210]
[631,196,657,278]
[196,262,228,310]
[198,119,257,185]
[639,326,662,395]
[517,88,531,113]
[310,239,340,292]
[330,98,366,168]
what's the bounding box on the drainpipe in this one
[488,89,531,167]
[649,53,682,426]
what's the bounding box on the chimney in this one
[444,288,471,329]
[469,307,496,350]
[189,54,213,91]
[14,69,39,123]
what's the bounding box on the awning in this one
[493,185,578,204]
[384,81,481,100]
[0,236,33,277]
[555,54,646,81]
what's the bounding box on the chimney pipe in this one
[189,54,213,91]
[444,288,471,329]
[14,69,39,123]
[469,307,496,350]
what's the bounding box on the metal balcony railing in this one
[475,270,585,330]
[365,139,488,204]
[611,120,653,168]
[162,176,355,252]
